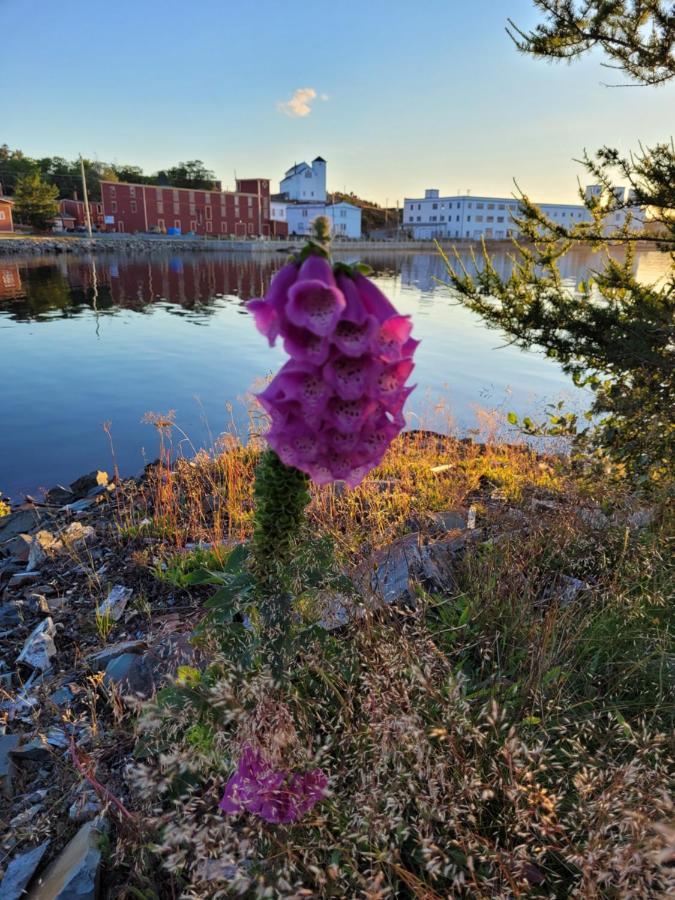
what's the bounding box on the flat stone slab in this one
[0,841,50,900]
[0,508,45,543]
[27,819,105,900]
[87,640,147,671]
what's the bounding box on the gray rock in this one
[10,738,52,763]
[104,653,155,698]
[359,531,467,609]
[0,602,23,626]
[578,506,609,529]
[61,522,96,549]
[17,618,57,672]
[68,786,102,824]
[27,531,62,572]
[49,685,75,707]
[557,575,589,607]
[144,632,201,683]
[97,585,131,622]
[0,841,50,900]
[364,533,424,606]
[69,470,108,498]
[3,534,32,563]
[1,733,20,797]
[87,640,147,671]
[27,819,105,900]
[427,509,468,532]
[45,485,75,506]
[627,507,655,529]
[63,499,95,514]
[0,508,44,543]
[8,570,42,589]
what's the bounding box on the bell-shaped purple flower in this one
[220,745,328,825]
[247,252,418,486]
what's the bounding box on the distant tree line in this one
[0,145,218,202]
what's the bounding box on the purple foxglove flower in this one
[286,257,346,337]
[220,745,328,825]
[247,254,418,486]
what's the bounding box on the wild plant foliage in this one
[507,0,675,86]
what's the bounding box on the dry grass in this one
[109,406,674,898]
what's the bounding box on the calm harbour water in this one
[0,247,668,500]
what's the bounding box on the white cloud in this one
[277,87,327,118]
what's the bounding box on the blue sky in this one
[3,0,673,204]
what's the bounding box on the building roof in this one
[0,196,14,204]
[283,162,310,178]
[313,156,326,163]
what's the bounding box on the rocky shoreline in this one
[0,236,298,257]
[0,437,656,896]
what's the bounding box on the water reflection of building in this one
[44,254,283,308]
[0,263,23,299]
[392,245,614,295]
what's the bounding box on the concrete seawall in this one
[0,234,513,257]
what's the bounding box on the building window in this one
[206,221,212,232]
[131,200,137,213]
[110,186,116,197]
[408,216,414,222]
[417,204,421,210]
[222,222,228,232]
[173,190,179,200]
[175,219,181,228]
[476,202,484,209]
[498,203,505,209]
[129,186,136,197]
[174,203,180,215]
[467,215,471,221]
[0,211,5,221]
[468,202,472,208]
[475,215,483,222]
[189,191,194,202]
[157,203,164,214]
[456,215,459,221]
[486,215,494,222]
[497,216,504,223]
[432,203,438,209]
[416,216,421,221]
[111,201,117,213]
[158,218,165,229]
[190,220,196,231]
[205,193,211,204]
[205,206,212,220]
[189,204,196,215]
[409,203,414,210]
[487,203,494,209]
[340,210,346,218]
[156,189,162,200]
[302,210,308,217]
[440,215,445,221]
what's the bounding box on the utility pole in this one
[79,154,92,237]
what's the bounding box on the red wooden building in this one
[59,197,105,230]
[0,197,14,233]
[100,178,287,238]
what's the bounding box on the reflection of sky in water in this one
[0,248,669,499]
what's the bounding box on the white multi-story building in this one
[280,157,327,202]
[285,200,361,238]
[403,187,643,240]
[273,156,362,238]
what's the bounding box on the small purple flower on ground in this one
[220,745,328,824]
[248,255,418,486]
